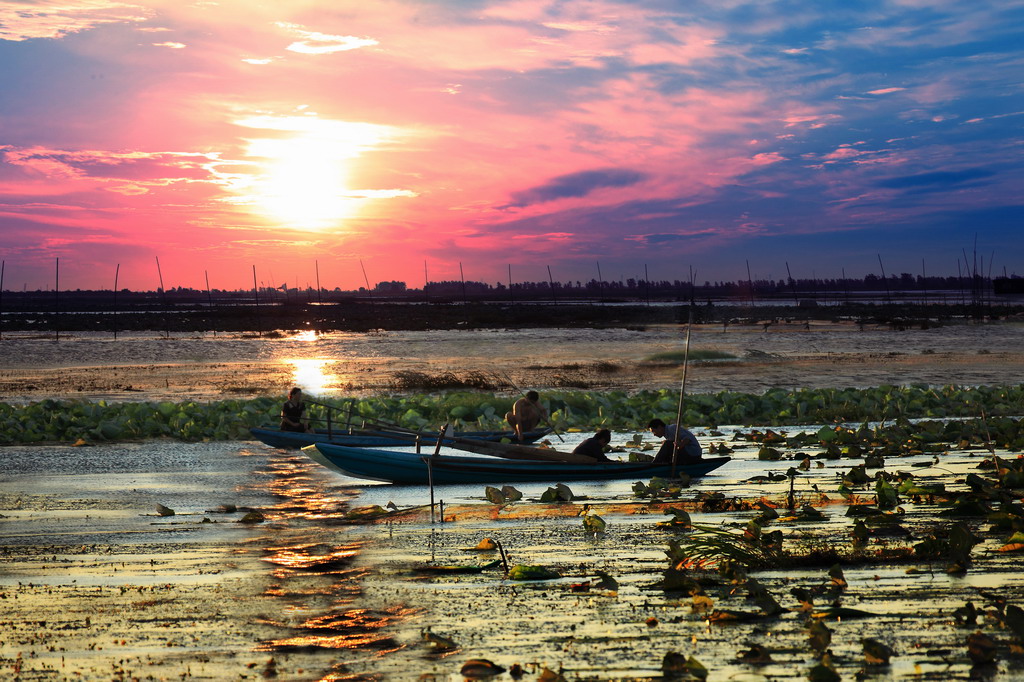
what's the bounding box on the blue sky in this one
[0,0,1021,290]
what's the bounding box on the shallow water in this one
[2,428,1023,680]
[3,321,1023,403]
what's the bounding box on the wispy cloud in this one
[503,169,647,208]
[0,0,150,41]
[277,22,378,55]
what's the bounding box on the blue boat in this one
[304,442,730,485]
[250,425,553,449]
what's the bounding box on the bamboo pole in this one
[113,264,120,340]
[426,423,449,525]
[155,256,170,338]
[315,260,322,305]
[0,259,5,340]
[252,265,261,338]
[359,259,374,305]
[877,254,892,304]
[459,261,467,304]
[204,270,215,337]
[670,308,694,477]
[644,264,650,306]
[54,257,60,342]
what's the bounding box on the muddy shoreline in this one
[3,300,1021,334]
[3,322,1024,680]
[2,320,1023,404]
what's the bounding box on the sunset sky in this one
[1,0,1022,292]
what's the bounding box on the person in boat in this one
[573,428,612,462]
[281,387,314,433]
[505,390,547,441]
[648,418,702,462]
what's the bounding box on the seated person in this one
[648,418,702,463]
[280,387,314,433]
[573,428,612,462]
[505,390,547,441]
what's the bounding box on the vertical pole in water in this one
[252,265,261,338]
[671,310,693,477]
[644,264,650,306]
[113,264,120,340]
[423,260,429,303]
[156,256,169,338]
[785,261,798,305]
[0,259,5,340]
[204,270,215,337]
[426,423,448,524]
[547,265,556,302]
[459,262,467,304]
[359,260,374,306]
[596,261,604,301]
[508,264,514,303]
[921,259,927,306]
[746,259,755,308]
[877,254,892,304]
[54,257,60,342]
[315,260,322,305]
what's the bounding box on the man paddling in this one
[648,418,701,462]
[505,390,547,441]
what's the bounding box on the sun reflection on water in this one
[288,358,336,395]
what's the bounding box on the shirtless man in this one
[505,390,547,441]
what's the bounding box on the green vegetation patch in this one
[642,349,737,364]
[1,383,1023,445]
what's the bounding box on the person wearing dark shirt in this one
[648,418,701,462]
[573,428,612,462]
[280,387,313,433]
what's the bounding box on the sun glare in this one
[236,115,400,230]
[289,358,335,396]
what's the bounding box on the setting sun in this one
[237,115,403,229]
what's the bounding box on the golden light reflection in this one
[291,329,318,342]
[289,358,335,395]
[257,606,417,653]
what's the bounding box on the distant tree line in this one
[1,271,1019,311]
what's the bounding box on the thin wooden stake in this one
[671,307,694,477]
[0,259,5,340]
[315,260,322,305]
[252,265,261,338]
[54,257,60,342]
[113,264,120,340]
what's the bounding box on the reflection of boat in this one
[303,442,730,485]
[250,425,553,449]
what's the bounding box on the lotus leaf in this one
[540,483,574,503]
[997,531,1024,553]
[582,513,606,534]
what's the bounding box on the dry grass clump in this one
[390,371,498,391]
[642,349,737,365]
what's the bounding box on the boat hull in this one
[304,442,730,485]
[251,426,551,449]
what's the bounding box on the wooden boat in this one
[250,425,553,449]
[304,442,731,485]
